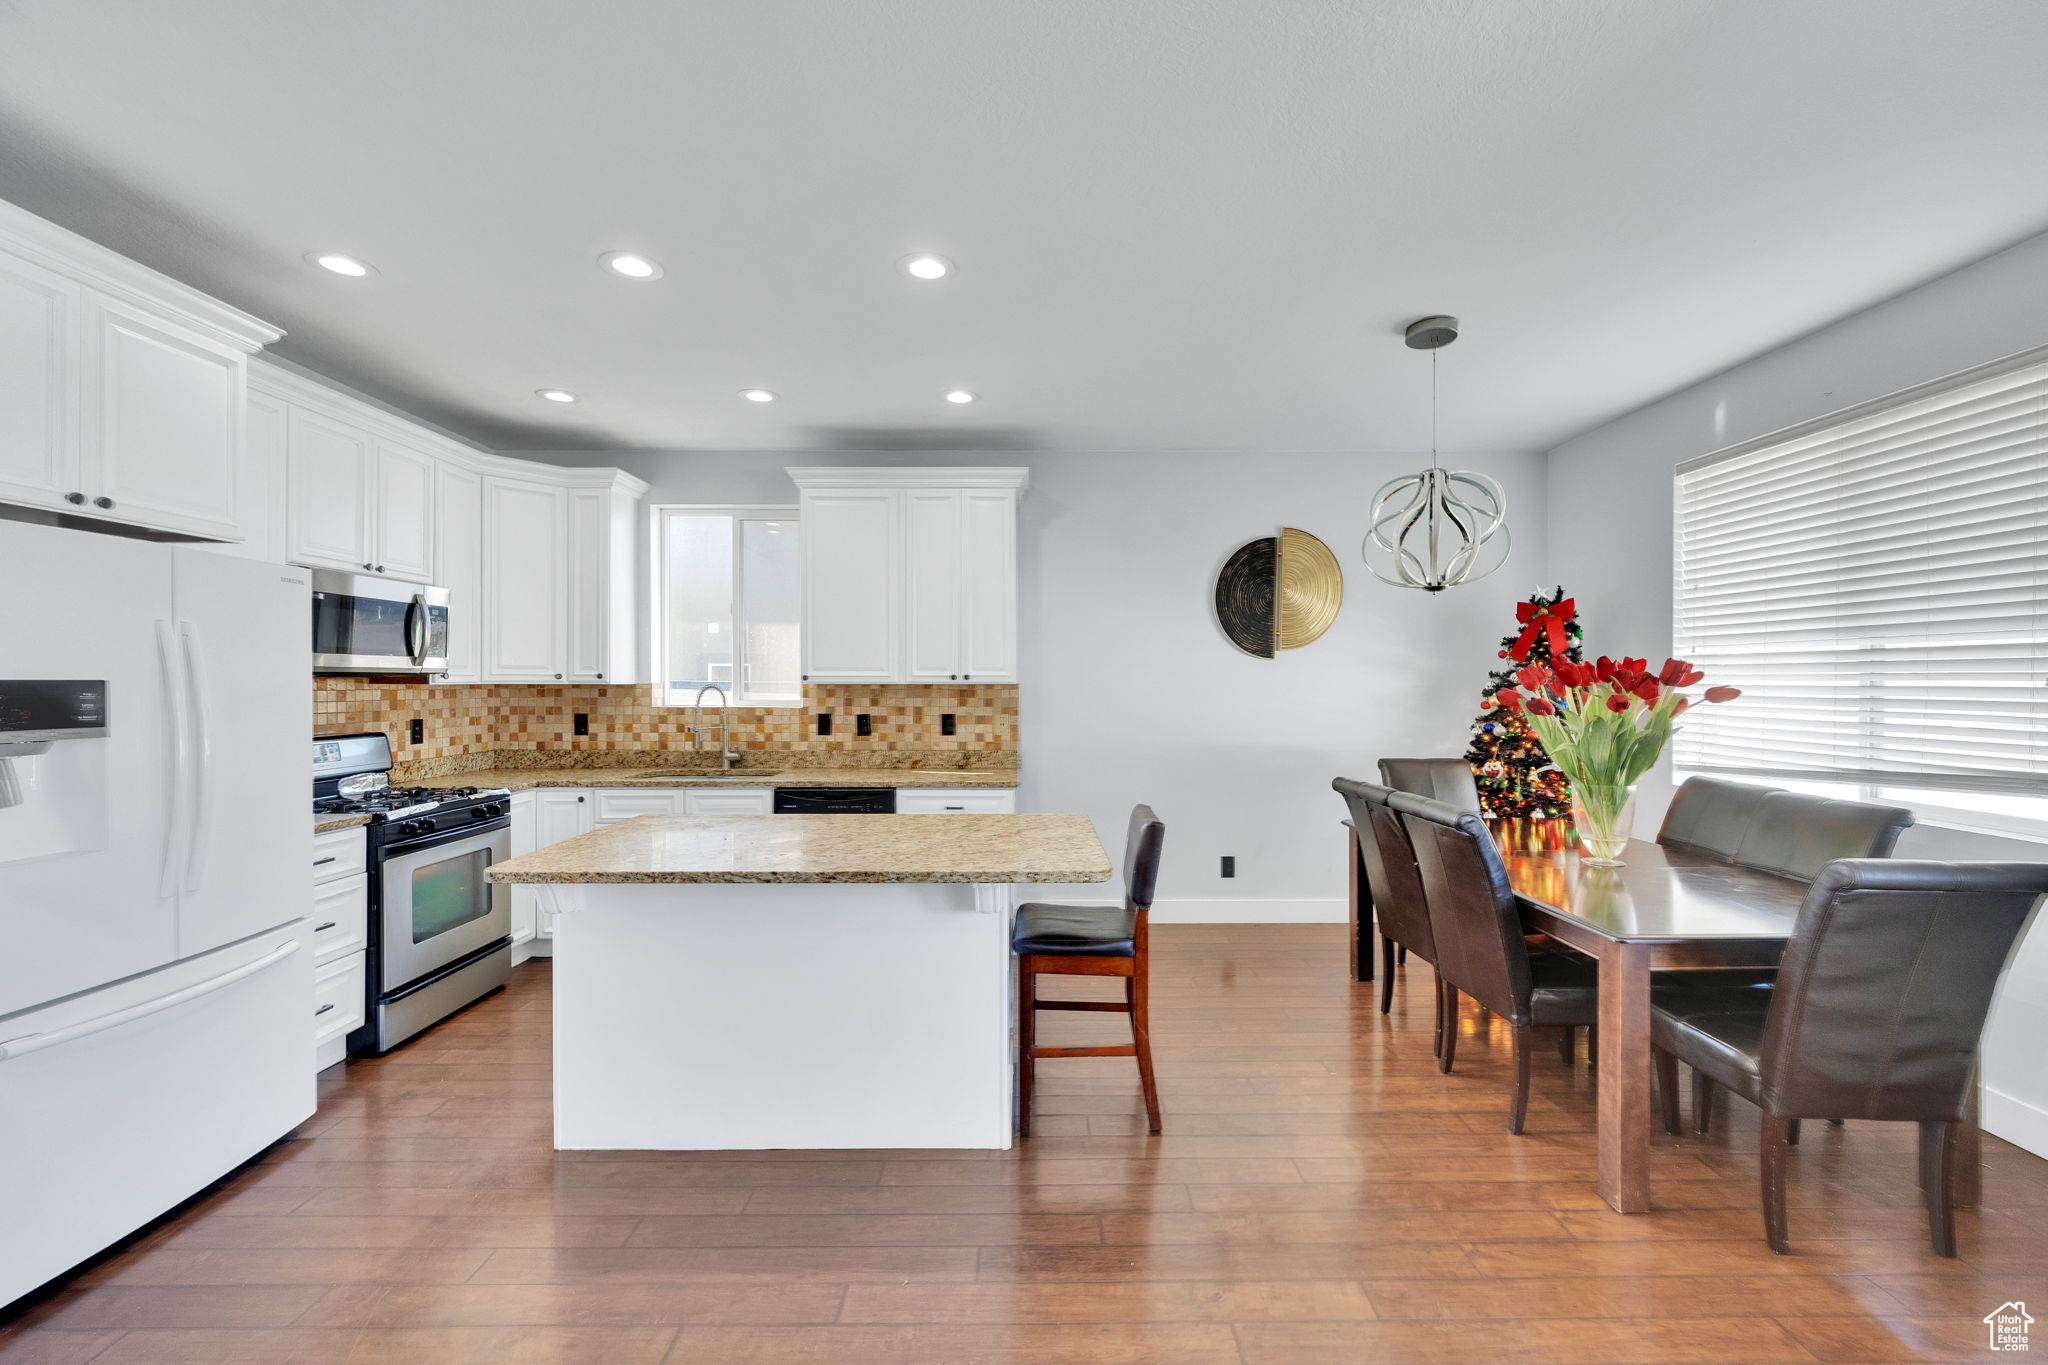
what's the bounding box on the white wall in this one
[1544,226,2048,1156]
[518,448,1548,922]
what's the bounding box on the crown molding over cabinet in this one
[790,468,1025,686]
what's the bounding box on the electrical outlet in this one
[816,713,833,736]
[855,713,872,737]
[940,713,956,736]
[1220,855,1236,878]
[408,718,423,746]
[573,712,589,736]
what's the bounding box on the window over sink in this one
[653,505,801,707]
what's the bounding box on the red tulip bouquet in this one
[1486,656,1741,865]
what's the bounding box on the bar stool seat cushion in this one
[1013,902,1138,957]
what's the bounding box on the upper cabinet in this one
[791,468,1026,685]
[272,373,444,582]
[434,461,483,684]
[0,200,279,540]
[481,469,645,685]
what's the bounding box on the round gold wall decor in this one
[1276,527,1343,649]
[1214,527,1344,657]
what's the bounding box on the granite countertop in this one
[313,813,371,835]
[486,813,1110,885]
[414,767,1017,793]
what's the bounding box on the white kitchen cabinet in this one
[310,873,369,966]
[283,405,442,582]
[313,952,368,1058]
[798,486,901,683]
[209,385,288,564]
[508,792,540,958]
[684,788,774,815]
[567,481,641,683]
[435,461,483,683]
[896,789,1017,814]
[311,826,369,1071]
[481,475,569,682]
[372,437,437,582]
[791,469,1026,685]
[0,201,278,540]
[593,789,685,824]
[0,248,80,514]
[83,296,246,540]
[285,405,373,571]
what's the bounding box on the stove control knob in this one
[420,817,438,833]
[398,821,419,838]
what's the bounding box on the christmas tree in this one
[1465,587,1582,818]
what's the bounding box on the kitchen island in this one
[487,813,1111,1151]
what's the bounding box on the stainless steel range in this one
[313,733,512,1053]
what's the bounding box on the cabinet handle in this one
[950,674,957,680]
[554,673,563,680]
[375,565,385,573]
[313,856,338,866]
[362,562,374,571]
[64,492,85,505]
[944,805,965,811]
[314,921,338,932]
[315,1003,336,1016]
[595,672,603,680]
[93,497,114,510]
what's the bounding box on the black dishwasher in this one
[773,787,897,814]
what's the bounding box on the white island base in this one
[543,880,1018,1150]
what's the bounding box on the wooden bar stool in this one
[1014,806,1165,1136]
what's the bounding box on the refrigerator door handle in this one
[0,941,301,1063]
[155,620,193,901]
[179,620,211,896]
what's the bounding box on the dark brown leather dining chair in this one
[1657,776,1783,861]
[1013,806,1166,1136]
[1730,791,1914,882]
[1333,778,1443,1049]
[1379,758,1482,814]
[1390,792,1599,1133]
[1652,858,2048,1256]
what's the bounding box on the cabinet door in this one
[684,788,774,816]
[958,489,1018,683]
[508,793,537,949]
[434,463,482,683]
[84,295,244,540]
[535,790,593,844]
[565,487,609,683]
[896,789,1017,814]
[371,437,437,582]
[481,476,567,682]
[593,789,685,824]
[286,408,374,572]
[202,386,288,563]
[801,488,901,683]
[903,490,964,682]
[0,250,81,513]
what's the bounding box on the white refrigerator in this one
[0,519,312,1308]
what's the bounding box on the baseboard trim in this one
[1051,897,1346,925]
[1983,1084,2048,1160]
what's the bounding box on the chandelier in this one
[1362,316,1511,592]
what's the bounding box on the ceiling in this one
[1,0,2045,454]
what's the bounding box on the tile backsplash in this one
[313,679,1019,770]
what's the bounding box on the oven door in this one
[377,825,511,993]
[311,571,450,675]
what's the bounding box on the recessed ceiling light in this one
[600,251,663,280]
[899,253,953,281]
[308,252,373,277]
[944,389,976,404]
[739,389,778,403]
[536,388,578,403]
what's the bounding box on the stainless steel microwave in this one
[311,570,450,675]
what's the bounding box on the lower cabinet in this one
[310,828,369,1071]
[896,788,1017,814]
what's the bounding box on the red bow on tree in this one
[1508,598,1576,662]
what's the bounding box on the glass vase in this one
[1570,783,1637,866]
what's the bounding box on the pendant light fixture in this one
[1362,316,1511,592]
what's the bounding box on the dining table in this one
[1490,819,1981,1214]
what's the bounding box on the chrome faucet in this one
[687,684,739,771]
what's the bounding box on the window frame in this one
[649,503,801,709]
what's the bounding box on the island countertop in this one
[486,813,1111,885]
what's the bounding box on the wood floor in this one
[3,923,2045,1364]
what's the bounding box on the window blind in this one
[1673,346,2048,795]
